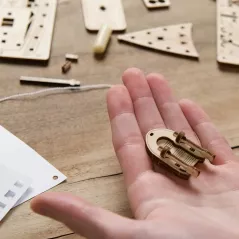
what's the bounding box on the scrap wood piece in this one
[143,0,170,9]
[81,0,126,31]
[217,0,239,65]
[117,23,199,58]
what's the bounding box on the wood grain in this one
[1,0,239,238]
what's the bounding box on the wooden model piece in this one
[118,23,199,58]
[20,76,81,87]
[217,0,239,65]
[62,61,71,74]
[146,129,215,179]
[0,0,57,61]
[143,0,170,9]
[81,0,126,31]
[65,54,79,62]
[93,24,112,54]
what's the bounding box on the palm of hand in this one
[130,164,239,239]
[31,68,239,239]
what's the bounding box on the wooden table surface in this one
[1,0,239,238]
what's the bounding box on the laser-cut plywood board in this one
[118,23,199,58]
[0,0,57,61]
[143,0,170,9]
[81,0,127,31]
[217,0,239,65]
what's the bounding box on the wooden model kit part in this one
[93,24,112,54]
[0,0,57,61]
[118,23,199,58]
[143,0,170,9]
[20,76,81,87]
[62,61,71,74]
[65,54,79,62]
[217,0,239,65]
[146,129,215,179]
[81,0,126,31]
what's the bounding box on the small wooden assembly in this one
[118,23,199,58]
[81,0,126,31]
[143,0,170,9]
[62,61,71,74]
[146,129,215,179]
[217,0,239,65]
[0,0,57,61]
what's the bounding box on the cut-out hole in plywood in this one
[2,18,15,27]
[0,0,57,61]
[81,0,127,31]
[0,164,32,221]
[143,0,170,9]
[118,23,199,59]
[217,0,239,65]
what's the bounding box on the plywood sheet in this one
[81,0,126,31]
[0,0,57,61]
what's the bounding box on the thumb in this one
[31,192,137,239]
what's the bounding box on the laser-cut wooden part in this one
[217,0,239,65]
[93,24,112,54]
[65,54,79,62]
[118,23,199,58]
[145,129,215,179]
[0,0,57,61]
[81,0,127,31]
[143,0,170,9]
[20,76,81,87]
[62,61,71,74]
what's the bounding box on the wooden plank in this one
[0,175,131,239]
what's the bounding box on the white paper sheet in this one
[0,164,32,221]
[0,126,67,205]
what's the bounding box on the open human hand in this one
[31,68,239,239]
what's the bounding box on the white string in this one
[0,84,113,103]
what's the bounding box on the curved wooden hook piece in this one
[145,129,215,180]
